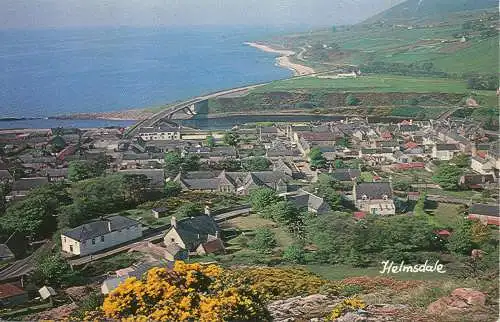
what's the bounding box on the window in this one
[63,237,66,242]
[171,238,175,242]
[92,238,96,245]
[101,236,105,242]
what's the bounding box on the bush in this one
[282,245,306,264]
[345,94,360,106]
[249,228,277,254]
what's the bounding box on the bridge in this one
[125,83,266,138]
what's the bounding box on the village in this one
[0,116,498,319]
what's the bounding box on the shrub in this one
[329,297,366,320]
[345,94,360,106]
[98,262,270,321]
[249,228,277,254]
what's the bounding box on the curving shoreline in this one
[244,42,315,76]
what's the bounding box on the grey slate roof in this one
[355,182,393,200]
[469,204,499,217]
[62,216,140,242]
[11,177,49,192]
[332,169,361,181]
[435,144,459,151]
[288,190,330,214]
[0,170,12,181]
[172,215,220,251]
[0,244,15,261]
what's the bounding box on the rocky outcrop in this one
[427,288,488,318]
[267,294,341,321]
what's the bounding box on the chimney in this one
[204,205,211,216]
[107,220,112,232]
[171,216,177,228]
[215,231,219,239]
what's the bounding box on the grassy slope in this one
[255,75,494,94]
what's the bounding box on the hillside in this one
[263,1,499,76]
[364,0,498,24]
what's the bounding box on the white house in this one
[431,144,460,161]
[137,125,181,141]
[353,182,396,216]
[471,156,495,175]
[61,216,142,256]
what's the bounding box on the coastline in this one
[244,42,315,76]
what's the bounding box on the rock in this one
[267,294,341,322]
[335,312,368,322]
[451,288,486,306]
[427,288,487,317]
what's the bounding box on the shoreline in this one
[244,42,315,76]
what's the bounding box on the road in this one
[68,206,252,267]
[0,242,52,282]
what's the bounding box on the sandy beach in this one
[245,42,315,76]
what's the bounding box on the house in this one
[101,276,127,295]
[0,244,15,262]
[196,239,225,256]
[6,177,49,201]
[38,286,57,300]
[61,216,142,256]
[353,182,395,215]
[458,174,496,189]
[46,168,69,182]
[175,170,290,195]
[467,204,500,226]
[137,125,181,141]
[331,168,361,182]
[287,190,331,214]
[0,283,28,307]
[118,169,165,188]
[164,215,223,255]
[471,156,495,175]
[0,170,13,183]
[432,144,460,161]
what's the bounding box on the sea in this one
[0,26,295,129]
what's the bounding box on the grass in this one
[81,252,143,277]
[304,264,453,281]
[122,209,171,227]
[255,75,488,94]
[426,202,465,228]
[360,171,374,182]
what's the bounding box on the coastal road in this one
[125,69,340,138]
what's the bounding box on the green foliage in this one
[336,138,350,148]
[212,158,241,171]
[50,135,67,153]
[205,135,216,148]
[466,74,498,90]
[282,244,306,264]
[242,157,271,171]
[392,181,411,191]
[432,164,462,190]
[345,94,360,106]
[71,292,104,320]
[173,202,202,219]
[447,218,474,255]
[450,153,470,168]
[223,131,240,147]
[164,181,182,198]
[334,159,347,169]
[31,252,80,287]
[2,183,71,238]
[413,193,427,216]
[308,147,327,169]
[249,228,277,253]
[164,152,200,178]
[249,188,282,212]
[68,159,106,182]
[312,174,349,211]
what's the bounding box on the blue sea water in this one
[0,26,292,126]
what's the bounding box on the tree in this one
[336,138,350,148]
[2,183,71,238]
[98,262,269,321]
[32,252,79,287]
[345,94,360,106]
[450,153,470,168]
[205,135,216,148]
[212,158,241,171]
[263,201,301,229]
[308,147,326,169]
[393,181,411,192]
[164,181,182,198]
[50,135,67,153]
[68,160,102,182]
[447,218,474,255]
[334,159,347,169]
[413,193,427,216]
[312,174,348,211]
[174,202,202,219]
[242,157,271,171]
[249,228,277,253]
[432,164,462,190]
[249,188,282,211]
[223,131,240,147]
[283,245,305,264]
[164,152,183,178]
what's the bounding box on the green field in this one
[255,75,494,94]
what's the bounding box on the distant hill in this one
[365,0,498,24]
